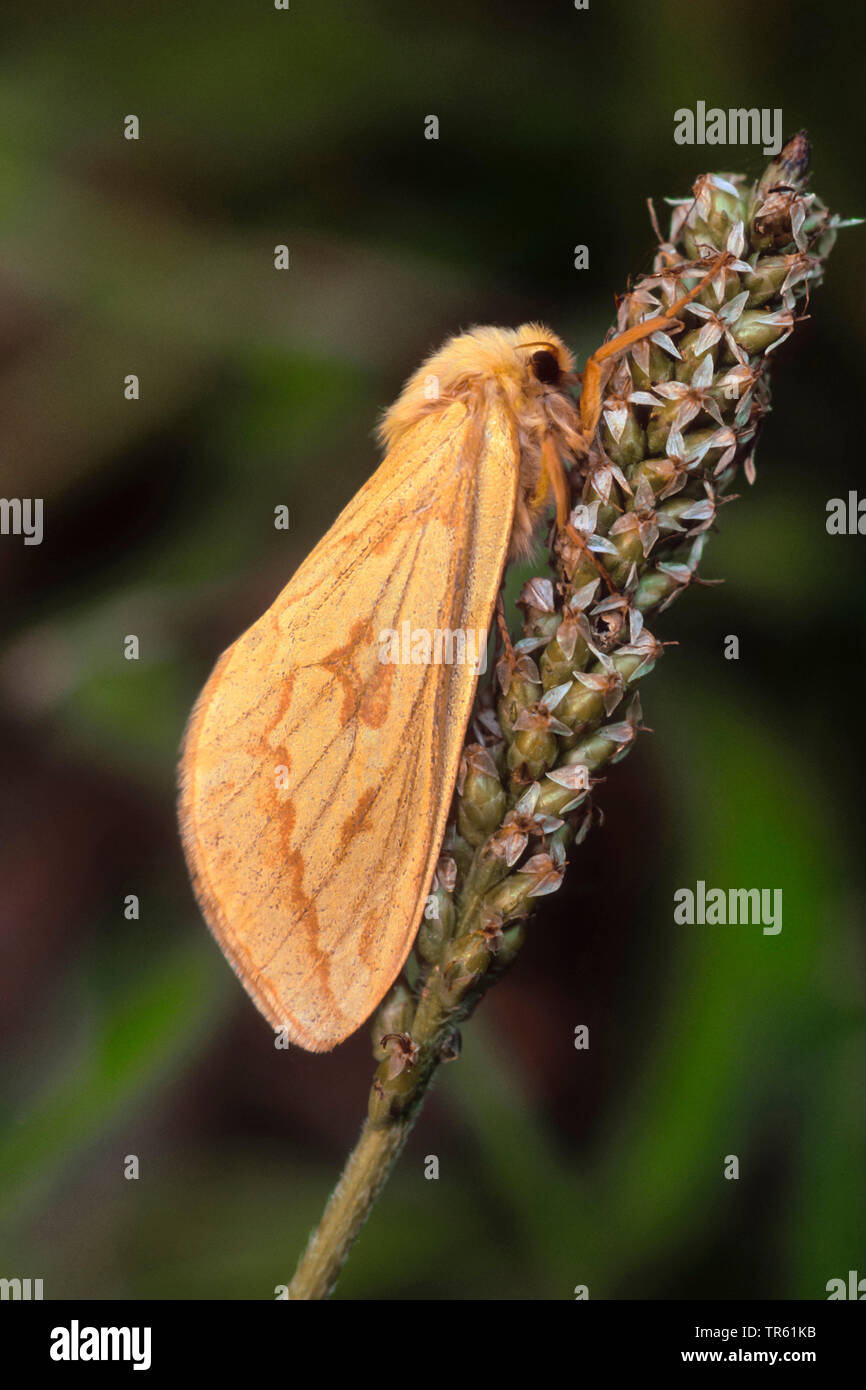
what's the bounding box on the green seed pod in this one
[566,550,609,591]
[611,649,651,687]
[540,633,581,690]
[508,726,557,781]
[368,1057,418,1124]
[655,497,697,537]
[446,931,491,978]
[680,425,735,472]
[482,873,534,921]
[595,498,623,534]
[634,455,682,499]
[630,341,677,391]
[458,750,506,846]
[371,980,414,1059]
[440,962,481,1008]
[522,610,560,648]
[645,397,688,455]
[674,335,716,383]
[732,308,793,353]
[449,830,475,883]
[536,763,591,817]
[556,680,603,736]
[609,528,644,586]
[602,409,646,468]
[635,564,682,612]
[707,368,755,422]
[561,736,609,775]
[698,270,741,309]
[516,578,560,650]
[744,255,795,306]
[415,890,455,964]
[682,178,743,258]
[497,665,541,740]
[494,922,526,969]
[578,728,622,769]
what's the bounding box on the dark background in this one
[0,0,863,1299]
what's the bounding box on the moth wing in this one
[179,392,518,1050]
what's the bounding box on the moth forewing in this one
[179,390,523,1051]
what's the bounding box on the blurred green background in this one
[0,0,863,1300]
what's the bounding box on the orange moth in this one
[179,267,724,1050]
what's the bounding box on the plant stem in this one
[288,1111,419,1299]
[288,956,455,1298]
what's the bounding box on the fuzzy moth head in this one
[378,323,583,559]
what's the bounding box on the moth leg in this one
[541,433,571,530]
[541,430,620,594]
[579,251,732,438]
[495,593,515,665]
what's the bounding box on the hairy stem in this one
[289,958,452,1299]
[288,1114,417,1300]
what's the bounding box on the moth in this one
[179,268,721,1050]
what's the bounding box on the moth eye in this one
[530,349,561,386]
